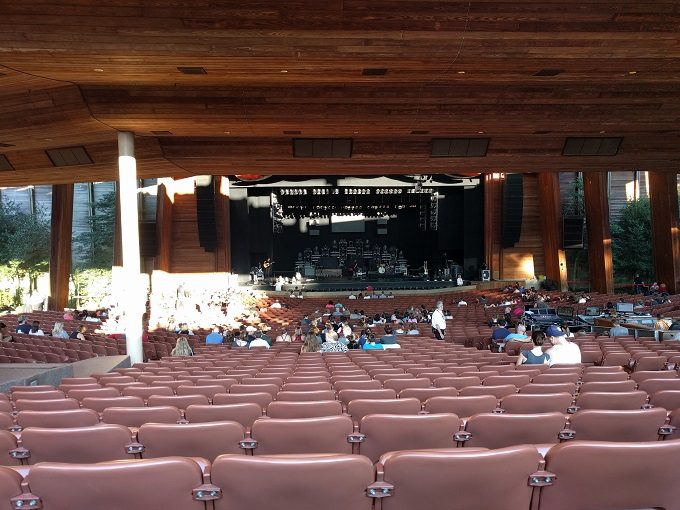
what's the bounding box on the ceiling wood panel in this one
[0,0,679,183]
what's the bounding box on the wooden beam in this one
[155,178,174,272]
[648,171,680,294]
[48,184,74,310]
[583,171,614,294]
[214,176,232,272]
[537,172,567,290]
[484,174,504,280]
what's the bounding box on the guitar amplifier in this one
[481,270,491,282]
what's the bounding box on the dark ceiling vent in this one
[151,130,173,135]
[293,138,352,158]
[177,66,207,75]
[533,130,552,135]
[283,130,302,135]
[0,155,13,171]
[411,130,430,135]
[533,68,564,77]
[362,68,388,76]
[45,146,93,167]
[562,137,622,156]
[431,138,489,157]
[0,142,14,147]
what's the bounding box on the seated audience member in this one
[407,323,420,335]
[70,325,87,341]
[51,322,69,339]
[491,321,511,349]
[16,316,31,334]
[176,323,194,335]
[340,321,352,338]
[394,322,406,334]
[301,333,321,353]
[378,291,387,299]
[655,314,671,331]
[321,323,338,343]
[516,331,550,366]
[292,324,304,342]
[504,323,530,342]
[545,325,581,366]
[320,338,348,353]
[348,293,357,300]
[608,320,629,337]
[231,332,248,348]
[171,336,193,356]
[0,323,12,342]
[270,299,282,309]
[258,326,272,345]
[349,309,362,320]
[457,298,468,306]
[62,311,75,321]
[275,329,292,342]
[29,321,44,336]
[205,326,224,344]
[84,312,100,323]
[249,332,271,349]
[325,300,335,312]
[362,335,384,350]
[380,325,398,345]
[332,306,345,318]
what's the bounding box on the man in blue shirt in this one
[16,316,31,334]
[380,325,397,345]
[490,321,511,350]
[205,326,224,344]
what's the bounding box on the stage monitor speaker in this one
[195,176,217,252]
[481,270,491,281]
[563,216,585,249]
[502,174,523,248]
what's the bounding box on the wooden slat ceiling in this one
[0,0,680,185]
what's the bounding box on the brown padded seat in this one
[649,390,680,411]
[281,382,332,392]
[499,393,573,414]
[378,445,541,510]
[16,409,100,429]
[0,401,11,414]
[122,386,174,399]
[433,376,481,389]
[11,390,65,401]
[18,425,135,464]
[539,440,680,510]
[185,403,262,428]
[519,383,577,395]
[67,387,121,400]
[147,394,210,410]
[332,380,382,391]
[483,374,531,387]
[424,395,498,418]
[229,383,280,397]
[241,377,284,387]
[60,377,98,385]
[101,406,181,428]
[211,454,374,510]
[567,408,668,441]
[0,430,20,466]
[574,391,648,411]
[358,413,461,463]
[176,384,229,399]
[10,385,55,393]
[638,378,680,395]
[347,398,422,423]
[21,457,207,510]
[398,387,459,402]
[458,385,517,399]
[266,400,343,419]
[137,421,246,461]
[383,378,431,393]
[275,390,336,402]
[212,391,275,408]
[14,398,80,412]
[0,465,22,501]
[0,413,13,431]
[580,371,629,382]
[532,373,580,385]
[579,380,637,393]
[81,396,145,413]
[461,412,567,449]
[337,389,397,406]
[250,416,354,455]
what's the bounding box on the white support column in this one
[117,132,144,364]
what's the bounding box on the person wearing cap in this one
[545,325,581,366]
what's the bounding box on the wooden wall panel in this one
[48,184,74,310]
[538,172,565,288]
[584,171,614,294]
[484,174,503,280]
[155,178,174,272]
[649,171,680,294]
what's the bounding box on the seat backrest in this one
[332,380,381,391]
[398,387,459,402]
[432,376,481,389]
[185,403,262,428]
[19,424,135,464]
[424,395,498,418]
[532,373,580,384]
[16,409,100,429]
[638,378,680,395]
[458,385,517,399]
[229,383,280,397]
[337,389,397,406]
[176,384,228,399]
[567,408,668,441]
[138,421,246,461]
[462,412,567,449]
[11,390,65,401]
[347,398,421,423]
[101,406,181,428]
[250,415,354,455]
[0,430,20,466]
[649,390,680,411]
[147,394,210,410]
[500,393,573,414]
[540,440,680,510]
[67,387,121,400]
[281,382,332,392]
[211,454,374,510]
[0,465,22,501]
[575,391,648,411]
[382,378,431,393]
[122,386,174,399]
[579,380,637,393]
[22,457,207,510]
[483,374,531,387]
[358,413,461,463]
[81,396,145,413]
[519,382,577,395]
[212,392,273,408]
[266,400,343,419]
[14,398,80,412]
[378,445,541,510]
[580,371,629,383]
[274,390,337,402]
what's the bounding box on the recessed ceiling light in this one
[457,71,466,74]
[353,131,359,134]
[223,131,231,134]
[477,131,485,134]
[628,71,637,75]
[599,130,606,134]
[43,138,53,142]
[280,70,288,73]
[93,68,104,72]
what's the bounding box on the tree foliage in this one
[73,191,115,269]
[611,197,653,280]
